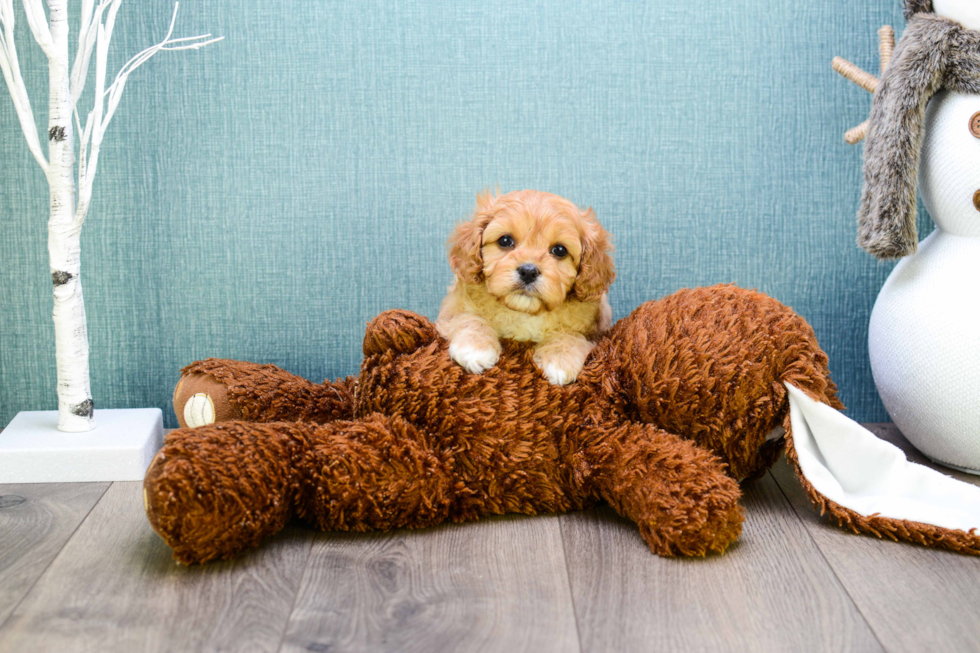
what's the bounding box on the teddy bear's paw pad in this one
[172,372,240,428]
[183,393,216,427]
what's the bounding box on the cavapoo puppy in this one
[436,189,615,385]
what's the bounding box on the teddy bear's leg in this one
[144,420,315,564]
[144,414,455,564]
[587,422,744,556]
[172,358,355,428]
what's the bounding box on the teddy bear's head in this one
[594,286,840,481]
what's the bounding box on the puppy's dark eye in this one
[551,244,568,258]
[497,235,515,248]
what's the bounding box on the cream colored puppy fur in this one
[437,190,616,385]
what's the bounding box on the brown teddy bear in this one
[144,285,980,564]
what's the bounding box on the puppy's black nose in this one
[517,264,540,284]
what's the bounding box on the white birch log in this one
[46,0,93,431]
[1,0,220,432]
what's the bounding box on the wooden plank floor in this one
[0,424,978,653]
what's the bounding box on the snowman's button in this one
[971,112,980,138]
[974,189,980,212]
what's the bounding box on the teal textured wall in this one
[0,1,922,428]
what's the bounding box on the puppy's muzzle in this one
[517,264,541,285]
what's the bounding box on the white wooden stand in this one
[0,409,163,483]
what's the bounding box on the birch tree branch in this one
[0,0,49,171]
[101,5,222,128]
[21,0,52,58]
[75,1,222,222]
[70,0,109,108]
[75,14,110,224]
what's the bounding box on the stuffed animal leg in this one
[144,414,455,564]
[144,420,316,563]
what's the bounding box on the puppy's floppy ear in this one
[573,208,616,303]
[448,190,497,284]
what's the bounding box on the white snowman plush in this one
[835,0,980,472]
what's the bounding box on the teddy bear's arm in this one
[363,309,440,358]
[175,358,355,428]
[588,422,744,557]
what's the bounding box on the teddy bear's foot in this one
[596,423,744,556]
[173,358,356,428]
[144,420,315,564]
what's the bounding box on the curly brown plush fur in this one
[145,285,851,564]
[859,9,980,258]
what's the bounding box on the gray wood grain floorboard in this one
[560,473,883,653]
[280,513,581,653]
[0,481,314,653]
[4,423,978,652]
[770,423,980,653]
[0,482,110,628]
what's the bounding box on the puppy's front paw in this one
[533,338,592,386]
[449,340,500,374]
[538,359,582,386]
